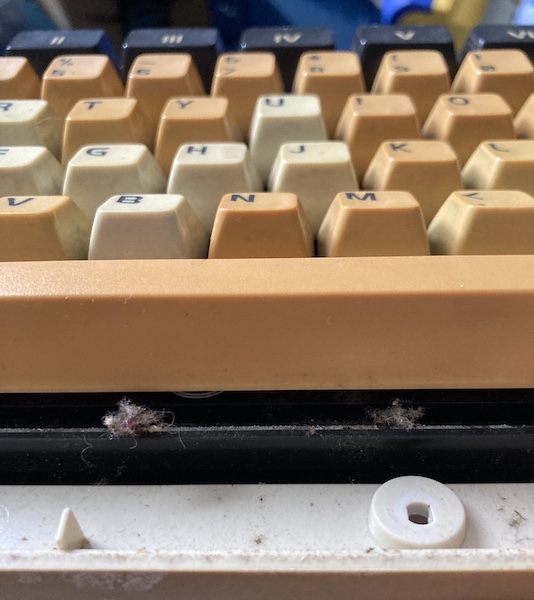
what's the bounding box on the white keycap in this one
[89,194,208,259]
[63,144,166,221]
[0,146,63,197]
[167,142,262,231]
[0,100,62,158]
[249,94,327,183]
[269,141,358,234]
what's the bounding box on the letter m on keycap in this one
[345,192,377,201]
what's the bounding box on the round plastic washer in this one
[368,475,466,549]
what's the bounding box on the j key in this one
[460,25,534,64]
[239,27,334,91]
[354,25,456,90]
[121,28,222,90]
[5,30,119,77]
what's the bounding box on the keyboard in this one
[1,24,534,599]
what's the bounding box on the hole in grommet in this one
[407,502,433,525]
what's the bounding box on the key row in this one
[4,87,534,178]
[1,47,533,136]
[3,138,534,231]
[3,188,534,261]
[5,24,534,90]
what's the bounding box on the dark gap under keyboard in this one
[1,389,532,485]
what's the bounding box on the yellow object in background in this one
[399,0,490,49]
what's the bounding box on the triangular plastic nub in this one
[55,507,85,550]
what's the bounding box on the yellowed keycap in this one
[335,94,420,181]
[125,53,204,139]
[514,93,534,138]
[317,191,429,257]
[211,52,284,137]
[363,140,463,224]
[62,98,152,164]
[422,94,515,167]
[209,192,313,258]
[41,55,124,119]
[293,51,365,136]
[167,142,262,231]
[0,100,62,158]
[462,140,534,196]
[63,144,166,220]
[428,190,534,254]
[371,50,450,124]
[0,195,90,260]
[451,50,534,115]
[155,96,241,176]
[269,141,358,234]
[0,146,63,197]
[0,57,40,99]
[89,194,208,259]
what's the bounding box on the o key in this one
[422,94,514,167]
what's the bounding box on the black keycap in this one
[121,28,223,91]
[239,27,335,91]
[460,25,534,63]
[5,30,120,76]
[354,25,456,90]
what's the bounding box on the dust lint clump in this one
[103,397,172,437]
[368,399,424,431]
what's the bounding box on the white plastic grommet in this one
[368,475,466,549]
